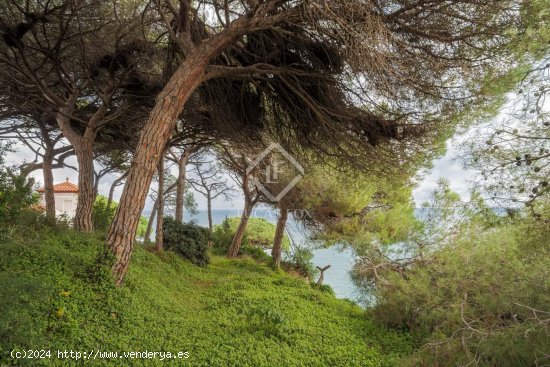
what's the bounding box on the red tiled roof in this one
[37,180,78,193]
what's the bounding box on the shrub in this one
[162,217,211,267]
[92,195,116,231]
[0,171,38,226]
[211,217,235,253]
[283,247,318,280]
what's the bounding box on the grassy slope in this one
[0,229,411,366]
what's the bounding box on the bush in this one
[0,172,38,226]
[211,217,235,253]
[310,282,335,295]
[283,247,318,280]
[92,196,116,231]
[162,217,211,267]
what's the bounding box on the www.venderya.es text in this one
[10,349,190,361]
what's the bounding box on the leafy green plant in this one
[283,247,318,280]
[311,283,335,296]
[0,156,38,225]
[240,245,271,262]
[211,216,234,253]
[0,225,412,366]
[162,217,211,267]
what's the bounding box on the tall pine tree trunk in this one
[93,172,100,201]
[42,144,56,223]
[56,104,96,232]
[73,140,95,232]
[144,180,177,243]
[271,207,288,268]
[106,170,129,211]
[175,150,191,223]
[207,195,213,232]
[155,157,165,251]
[227,202,253,258]
[144,201,157,243]
[107,65,205,284]
[107,26,250,285]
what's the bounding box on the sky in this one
[5,134,477,212]
[412,138,478,205]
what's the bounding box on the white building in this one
[37,178,79,219]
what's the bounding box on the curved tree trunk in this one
[175,150,191,223]
[73,140,95,232]
[316,265,331,285]
[227,202,253,258]
[106,23,253,285]
[144,180,177,243]
[155,157,165,251]
[106,170,129,211]
[42,144,56,224]
[271,207,288,268]
[144,200,158,243]
[107,57,210,285]
[55,98,99,233]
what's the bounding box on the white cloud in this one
[412,139,478,205]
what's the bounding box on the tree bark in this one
[271,207,288,268]
[93,171,101,201]
[316,265,331,285]
[144,180,177,243]
[56,101,96,233]
[155,157,165,251]
[144,200,157,244]
[42,145,56,222]
[207,194,213,232]
[107,21,258,285]
[73,140,95,232]
[175,150,192,223]
[227,202,253,258]
[42,144,56,223]
[106,170,129,211]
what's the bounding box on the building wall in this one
[40,193,78,219]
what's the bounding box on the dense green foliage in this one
[0,225,412,366]
[293,165,420,253]
[352,182,550,366]
[376,218,549,367]
[162,217,211,267]
[212,217,290,250]
[283,246,318,280]
[92,195,148,237]
[0,144,38,226]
